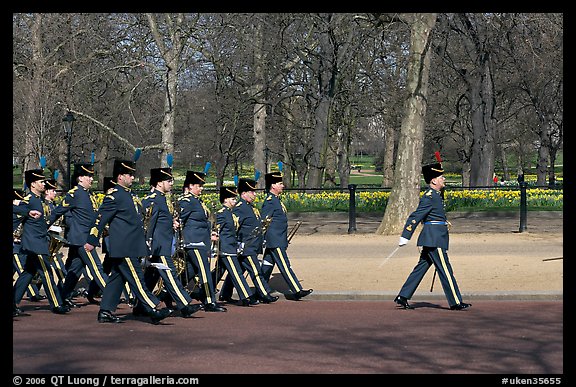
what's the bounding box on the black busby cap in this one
[184,171,206,186]
[422,162,444,184]
[237,178,257,194]
[74,163,95,178]
[113,159,136,178]
[13,188,25,201]
[219,186,238,203]
[264,171,283,188]
[24,169,46,187]
[150,167,173,187]
[103,176,115,192]
[44,179,58,190]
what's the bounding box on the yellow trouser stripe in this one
[37,254,60,307]
[13,254,37,296]
[124,257,155,308]
[437,248,460,303]
[160,256,188,305]
[226,256,249,298]
[193,250,212,304]
[86,249,107,288]
[276,248,300,291]
[248,257,267,294]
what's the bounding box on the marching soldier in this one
[135,167,203,318]
[85,159,173,324]
[43,178,67,292]
[219,178,278,304]
[13,188,43,303]
[260,172,313,300]
[13,169,70,316]
[213,186,260,306]
[394,161,472,311]
[179,170,226,312]
[49,163,109,308]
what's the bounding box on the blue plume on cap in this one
[233,175,239,186]
[277,161,283,172]
[133,148,142,162]
[91,151,95,164]
[39,156,46,169]
[254,170,261,181]
[54,169,59,179]
[166,153,173,167]
[203,161,211,174]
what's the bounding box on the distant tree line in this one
[13,13,562,233]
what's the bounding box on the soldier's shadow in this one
[410,301,449,310]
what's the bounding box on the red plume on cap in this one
[434,151,442,163]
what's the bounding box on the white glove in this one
[399,237,409,247]
[48,225,63,233]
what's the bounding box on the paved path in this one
[13,299,563,375]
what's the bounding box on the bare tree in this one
[376,13,437,235]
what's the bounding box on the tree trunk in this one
[535,127,550,186]
[377,13,437,235]
[381,124,395,188]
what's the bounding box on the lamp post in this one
[62,111,76,190]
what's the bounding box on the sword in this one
[379,246,400,269]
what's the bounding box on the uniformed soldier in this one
[260,172,313,300]
[85,160,173,324]
[43,178,67,292]
[219,178,278,304]
[213,186,260,306]
[136,167,203,318]
[394,161,472,311]
[49,163,109,309]
[179,170,226,312]
[12,188,43,303]
[13,169,70,316]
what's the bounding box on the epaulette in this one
[22,194,31,204]
[425,189,433,197]
[144,192,157,200]
[235,201,243,207]
[266,194,273,201]
[180,196,191,202]
[217,207,226,213]
[105,194,116,201]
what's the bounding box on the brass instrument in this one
[287,220,302,244]
[13,222,23,243]
[142,201,155,247]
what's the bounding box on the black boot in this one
[148,307,174,324]
[394,295,414,310]
[180,303,203,318]
[98,309,123,323]
[294,289,313,300]
[261,294,279,304]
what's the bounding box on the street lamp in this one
[62,111,76,190]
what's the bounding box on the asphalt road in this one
[13,299,563,375]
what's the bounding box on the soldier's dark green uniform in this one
[394,162,471,311]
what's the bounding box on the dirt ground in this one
[268,211,564,297]
[41,211,563,300]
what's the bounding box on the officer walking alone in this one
[394,161,472,311]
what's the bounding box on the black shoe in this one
[86,295,100,305]
[149,307,174,324]
[52,306,70,314]
[98,309,123,323]
[64,298,82,309]
[13,304,22,317]
[249,294,260,305]
[180,304,203,318]
[450,302,472,310]
[218,295,237,303]
[261,294,279,304]
[294,289,313,300]
[132,304,147,317]
[394,295,414,310]
[240,298,252,307]
[204,302,227,312]
[29,295,47,302]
